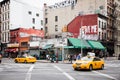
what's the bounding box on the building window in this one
[36,13,39,17]
[98,32,101,40]
[28,11,32,15]
[55,25,58,31]
[55,16,58,22]
[102,32,103,40]
[99,20,101,28]
[75,0,77,3]
[104,33,106,40]
[32,18,35,24]
[8,32,10,42]
[45,27,48,33]
[8,21,10,30]
[21,42,28,47]
[8,12,9,19]
[5,22,7,30]
[41,20,43,26]
[104,23,106,29]
[102,22,103,28]
[45,18,48,24]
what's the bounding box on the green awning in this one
[68,38,91,49]
[64,46,74,48]
[87,40,105,50]
[43,44,53,49]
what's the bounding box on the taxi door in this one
[93,57,101,69]
[18,56,25,62]
[20,56,26,62]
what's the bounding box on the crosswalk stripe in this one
[0,68,3,72]
[92,71,118,80]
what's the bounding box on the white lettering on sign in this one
[82,25,98,34]
[20,32,29,37]
[78,25,98,40]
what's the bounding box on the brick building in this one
[4,28,44,58]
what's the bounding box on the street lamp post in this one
[56,37,65,63]
[80,28,83,57]
[62,37,66,62]
[62,43,64,62]
[79,15,83,57]
[56,48,58,63]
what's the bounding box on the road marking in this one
[0,68,3,72]
[54,65,75,80]
[25,65,35,80]
[92,71,118,80]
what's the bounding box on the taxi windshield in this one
[81,57,93,61]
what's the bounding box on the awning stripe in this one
[87,40,105,50]
[42,44,54,49]
[68,38,91,49]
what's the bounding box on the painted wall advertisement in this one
[78,25,98,40]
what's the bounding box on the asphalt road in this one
[0,59,120,80]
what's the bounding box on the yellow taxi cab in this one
[14,55,37,64]
[72,56,104,71]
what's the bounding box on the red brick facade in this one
[67,14,98,38]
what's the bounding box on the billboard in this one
[19,28,44,37]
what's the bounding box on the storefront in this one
[67,38,105,57]
[5,43,19,58]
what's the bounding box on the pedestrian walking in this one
[99,51,103,58]
[0,54,2,63]
[104,51,108,60]
[46,54,50,60]
[118,54,120,60]
[73,54,76,61]
[69,54,73,63]
[76,53,81,60]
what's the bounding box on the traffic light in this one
[62,26,68,32]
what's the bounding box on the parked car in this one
[72,56,104,71]
[14,55,36,63]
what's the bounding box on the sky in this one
[0,0,65,9]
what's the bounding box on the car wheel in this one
[101,64,104,70]
[15,60,18,63]
[24,60,27,64]
[32,62,35,64]
[89,65,93,71]
[74,68,78,71]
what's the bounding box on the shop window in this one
[21,42,28,47]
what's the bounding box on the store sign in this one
[81,25,98,34]
[7,43,19,47]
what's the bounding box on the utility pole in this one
[80,15,83,57]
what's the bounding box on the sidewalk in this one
[37,60,75,64]
[1,57,119,64]
[37,57,119,64]
[104,57,118,61]
[1,58,14,63]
